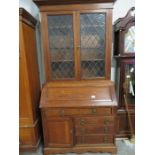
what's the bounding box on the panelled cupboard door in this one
[43,117,73,147]
[41,10,111,81]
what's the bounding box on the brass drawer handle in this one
[80,119,86,125]
[59,110,65,116]
[91,108,97,114]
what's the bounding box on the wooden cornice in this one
[33,0,116,6]
[19,8,37,27]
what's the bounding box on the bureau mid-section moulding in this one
[40,80,118,155]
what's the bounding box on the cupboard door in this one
[79,13,106,79]
[47,14,75,80]
[44,117,73,147]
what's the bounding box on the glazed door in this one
[43,12,76,80]
[78,10,112,79]
[79,12,106,79]
[44,117,73,147]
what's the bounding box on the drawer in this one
[44,107,112,117]
[78,107,112,115]
[76,135,113,144]
[75,116,114,126]
[75,125,114,135]
[44,108,79,117]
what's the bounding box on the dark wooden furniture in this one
[113,7,135,138]
[19,8,41,151]
[33,0,118,154]
[40,80,117,155]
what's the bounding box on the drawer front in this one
[44,107,112,118]
[75,116,114,126]
[75,125,114,135]
[76,135,113,144]
[78,107,112,115]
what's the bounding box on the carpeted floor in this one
[20,139,135,155]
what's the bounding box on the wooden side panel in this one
[19,20,33,126]
[43,117,73,147]
[22,22,41,123]
[19,50,29,118]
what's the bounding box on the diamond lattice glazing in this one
[80,13,106,78]
[48,15,75,79]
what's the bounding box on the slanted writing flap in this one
[40,80,117,107]
[46,87,112,102]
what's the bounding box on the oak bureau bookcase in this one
[33,0,118,154]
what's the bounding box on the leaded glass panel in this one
[47,15,75,79]
[80,13,106,78]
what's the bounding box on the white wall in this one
[19,0,135,83]
[113,0,135,23]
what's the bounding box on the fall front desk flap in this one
[40,80,117,108]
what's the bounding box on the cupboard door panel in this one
[47,14,75,79]
[44,118,73,147]
[80,13,106,79]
